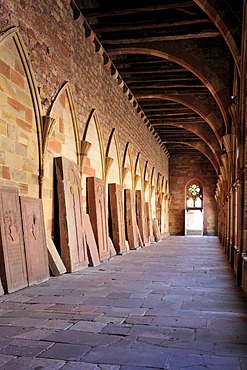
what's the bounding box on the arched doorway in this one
[185,180,203,236]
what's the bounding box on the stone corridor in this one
[0,236,246,370]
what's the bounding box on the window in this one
[186,182,203,209]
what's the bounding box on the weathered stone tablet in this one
[124,189,139,249]
[0,187,28,293]
[46,238,66,276]
[55,157,88,272]
[153,218,161,242]
[145,202,153,243]
[136,190,148,246]
[0,279,4,296]
[82,212,100,267]
[86,177,110,261]
[20,197,49,286]
[108,183,126,254]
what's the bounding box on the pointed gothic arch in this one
[0,27,42,196]
[105,128,121,184]
[42,82,81,235]
[122,142,133,190]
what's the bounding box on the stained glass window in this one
[186,182,203,209]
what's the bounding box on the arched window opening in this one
[187,183,203,210]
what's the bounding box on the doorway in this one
[185,181,203,235]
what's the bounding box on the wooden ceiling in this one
[76,0,243,165]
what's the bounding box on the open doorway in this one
[185,180,203,235]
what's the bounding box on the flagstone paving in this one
[0,236,246,369]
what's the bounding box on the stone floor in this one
[0,236,247,370]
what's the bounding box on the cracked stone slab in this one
[70,320,107,333]
[36,319,74,330]
[42,330,122,347]
[0,354,17,367]
[0,343,44,357]
[83,344,170,368]
[61,362,121,370]
[0,356,65,370]
[13,328,58,340]
[38,342,91,361]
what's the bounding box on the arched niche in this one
[105,128,121,185]
[134,152,143,191]
[81,110,104,211]
[150,167,157,219]
[159,176,166,235]
[42,82,80,236]
[157,173,163,194]
[163,178,169,235]
[156,173,163,230]
[0,27,42,197]
[122,142,133,190]
[144,161,152,240]
[143,161,150,203]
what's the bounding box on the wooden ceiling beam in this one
[92,18,211,32]
[81,2,196,17]
[147,112,199,117]
[131,84,205,89]
[125,77,199,83]
[151,119,204,124]
[102,31,221,44]
[132,89,210,95]
[144,108,193,113]
[120,68,187,75]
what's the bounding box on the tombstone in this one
[82,212,100,267]
[153,218,161,242]
[47,238,67,276]
[109,237,117,258]
[136,222,144,247]
[136,190,148,245]
[0,279,4,296]
[55,156,88,272]
[86,176,110,261]
[20,197,50,286]
[124,189,139,249]
[108,183,126,254]
[0,187,28,293]
[145,202,153,243]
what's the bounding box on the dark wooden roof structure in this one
[76,0,243,169]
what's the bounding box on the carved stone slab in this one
[109,237,117,258]
[0,187,28,293]
[20,197,49,286]
[153,218,161,242]
[136,222,144,247]
[145,202,153,243]
[136,190,148,245]
[109,183,126,254]
[124,189,139,249]
[0,279,4,296]
[47,238,66,276]
[86,177,110,261]
[82,212,100,267]
[55,157,88,272]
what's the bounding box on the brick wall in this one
[169,153,217,235]
[0,0,169,237]
[0,0,168,172]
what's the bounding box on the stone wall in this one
[169,153,217,235]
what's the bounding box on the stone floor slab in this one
[42,330,122,347]
[38,342,91,361]
[83,345,170,368]
[61,362,120,370]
